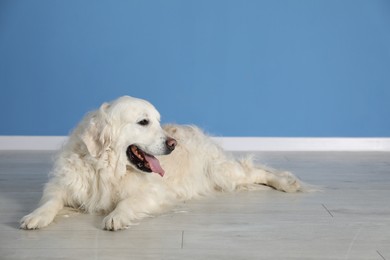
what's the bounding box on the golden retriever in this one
[20,96,304,231]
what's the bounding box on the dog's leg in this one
[238,159,303,192]
[249,167,302,192]
[102,188,170,231]
[20,183,65,229]
[102,200,133,231]
[208,157,302,193]
[214,158,303,193]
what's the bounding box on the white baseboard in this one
[213,137,390,151]
[1,136,390,151]
[0,136,68,151]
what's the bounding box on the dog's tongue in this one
[144,154,165,177]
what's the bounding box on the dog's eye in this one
[137,119,149,126]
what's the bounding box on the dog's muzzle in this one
[126,138,177,177]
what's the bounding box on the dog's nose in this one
[166,137,177,151]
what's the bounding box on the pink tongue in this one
[144,154,165,177]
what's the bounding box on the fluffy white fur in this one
[21,96,304,231]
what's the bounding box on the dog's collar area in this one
[126,145,165,177]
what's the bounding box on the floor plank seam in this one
[181,230,184,249]
[344,227,362,260]
[377,250,386,260]
[321,203,334,217]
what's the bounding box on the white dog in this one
[20,96,304,231]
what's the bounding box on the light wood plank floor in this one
[0,151,389,260]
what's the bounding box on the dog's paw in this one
[20,212,53,230]
[102,211,130,231]
[278,171,302,193]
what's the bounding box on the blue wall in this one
[1,0,390,137]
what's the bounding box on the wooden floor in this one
[0,151,389,260]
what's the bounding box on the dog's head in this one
[79,96,176,177]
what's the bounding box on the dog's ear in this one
[80,103,112,158]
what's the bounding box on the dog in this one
[20,96,304,231]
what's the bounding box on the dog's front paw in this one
[20,212,53,230]
[103,211,130,231]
